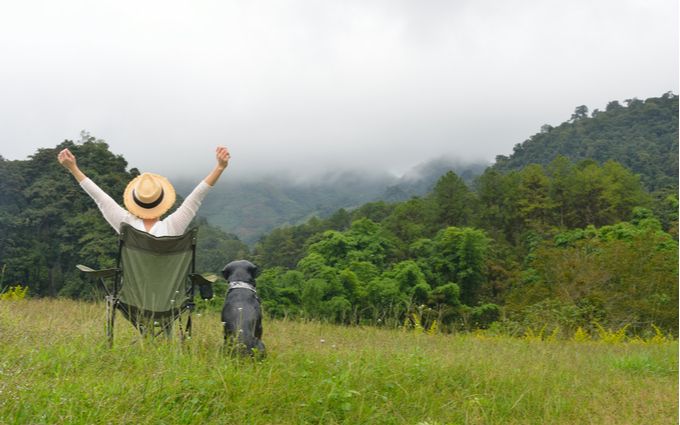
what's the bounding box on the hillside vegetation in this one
[0,298,677,424]
[251,93,678,336]
[495,92,678,192]
[252,159,678,336]
[0,93,677,338]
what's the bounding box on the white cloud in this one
[0,0,677,179]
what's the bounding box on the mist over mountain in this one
[174,157,488,244]
[177,92,678,244]
[382,157,489,202]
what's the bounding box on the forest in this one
[0,93,677,336]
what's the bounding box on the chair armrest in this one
[189,273,218,286]
[189,273,218,300]
[76,264,119,279]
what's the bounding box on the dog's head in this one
[222,260,259,285]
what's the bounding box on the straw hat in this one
[123,173,176,219]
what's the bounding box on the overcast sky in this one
[0,0,677,180]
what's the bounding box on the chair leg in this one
[175,309,192,343]
[176,311,185,342]
[163,318,174,339]
[106,295,116,348]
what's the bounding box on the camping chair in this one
[77,223,215,346]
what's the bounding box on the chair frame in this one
[77,223,213,346]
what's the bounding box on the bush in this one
[470,303,501,329]
[0,285,28,300]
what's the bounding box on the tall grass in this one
[1,298,677,424]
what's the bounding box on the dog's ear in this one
[250,263,259,278]
[221,263,232,280]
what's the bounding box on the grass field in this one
[0,299,677,424]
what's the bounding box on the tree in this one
[257,268,305,318]
[517,164,556,232]
[605,100,622,112]
[475,168,522,244]
[514,215,678,334]
[571,105,589,121]
[307,231,352,268]
[470,303,501,329]
[365,277,409,322]
[383,197,437,247]
[599,160,650,222]
[563,160,649,228]
[253,227,297,268]
[327,208,351,231]
[428,282,462,325]
[350,201,394,223]
[384,260,427,292]
[430,227,490,306]
[430,171,476,227]
[301,278,328,319]
[2,138,134,296]
[494,93,678,193]
[546,156,576,228]
[346,218,397,268]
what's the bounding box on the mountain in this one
[175,172,391,245]
[246,95,678,334]
[189,92,679,244]
[494,92,678,191]
[382,157,489,202]
[175,158,488,244]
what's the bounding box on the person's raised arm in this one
[57,148,130,232]
[163,146,231,235]
[203,146,231,187]
[57,148,87,182]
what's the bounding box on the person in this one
[57,146,230,236]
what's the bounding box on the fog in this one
[0,0,677,180]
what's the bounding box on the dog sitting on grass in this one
[221,260,265,357]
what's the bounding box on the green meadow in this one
[1,299,677,425]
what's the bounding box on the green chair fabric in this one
[77,223,210,344]
[118,224,197,313]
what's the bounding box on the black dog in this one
[221,260,265,357]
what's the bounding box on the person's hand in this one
[204,147,230,186]
[57,148,77,170]
[216,146,230,169]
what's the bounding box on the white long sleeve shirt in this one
[80,178,212,236]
